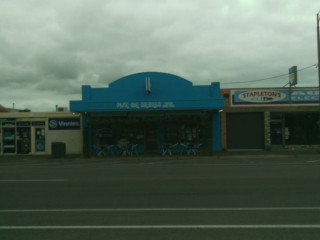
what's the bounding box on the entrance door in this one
[35,128,45,152]
[17,127,31,154]
[3,128,16,153]
[270,121,284,146]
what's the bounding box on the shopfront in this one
[0,113,82,155]
[70,72,225,155]
[221,88,320,150]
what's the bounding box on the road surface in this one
[0,155,320,239]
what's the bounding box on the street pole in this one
[317,13,320,106]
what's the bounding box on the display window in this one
[88,114,205,155]
[1,121,16,154]
[90,117,148,155]
[285,113,320,145]
[164,123,200,145]
[0,121,45,154]
[2,127,16,153]
[271,112,320,146]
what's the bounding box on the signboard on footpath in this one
[231,88,320,106]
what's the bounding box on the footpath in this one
[0,149,319,164]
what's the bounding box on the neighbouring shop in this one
[70,72,225,155]
[270,112,320,146]
[221,88,320,150]
[0,113,82,155]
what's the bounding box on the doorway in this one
[35,128,45,152]
[270,121,284,146]
[17,127,31,154]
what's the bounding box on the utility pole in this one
[317,13,320,106]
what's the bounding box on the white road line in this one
[1,207,319,213]
[0,225,320,230]
[307,160,320,163]
[0,179,68,182]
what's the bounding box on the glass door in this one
[17,127,31,154]
[35,128,45,152]
[270,121,284,146]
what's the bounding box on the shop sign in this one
[116,101,175,110]
[289,66,298,86]
[238,90,286,103]
[232,88,320,106]
[290,90,319,102]
[48,118,80,130]
[1,122,15,126]
[0,118,16,122]
[32,121,45,126]
[17,121,31,127]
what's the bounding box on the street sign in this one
[289,66,297,86]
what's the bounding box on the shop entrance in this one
[35,128,45,152]
[270,121,284,146]
[17,127,31,154]
[1,122,32,154]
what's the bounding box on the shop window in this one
[164,115,201,145]
[89,115,203,154]
[93,128,113,146]
[91,117,146,147]
[3,128,16,153]
[164,124,200,144]
[284,113,320,145]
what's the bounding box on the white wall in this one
[47,129,82,155]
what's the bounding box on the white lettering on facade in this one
[116,102,130,109]
[58,121,80,127]
[291,91,319,96]
[116,101,175,109]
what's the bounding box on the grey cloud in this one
[33,49,82,80]
[0,0,319,111]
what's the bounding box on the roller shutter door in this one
[226,112,264,149]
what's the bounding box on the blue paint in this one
[212,112,222,152]
[70,72,224,112]
[70,72,224,153]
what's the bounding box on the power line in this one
[221,64,317,85]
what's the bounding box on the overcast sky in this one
[0,0,319,112]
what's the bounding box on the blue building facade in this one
[70,72,224,155]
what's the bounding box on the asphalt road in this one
[0,154,320,239]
